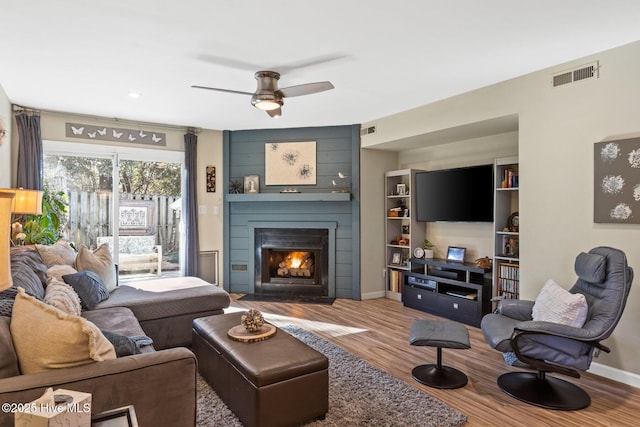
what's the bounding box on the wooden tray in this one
[227,324,277,343]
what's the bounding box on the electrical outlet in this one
[382,269,386,277]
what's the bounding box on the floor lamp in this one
[0,191,15,291]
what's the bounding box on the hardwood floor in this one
[229,295,640,427]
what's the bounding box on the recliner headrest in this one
[575,252,606,284]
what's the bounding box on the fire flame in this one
[285,252,308,269]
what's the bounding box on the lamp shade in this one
[0,188,43,215]
[0,191,15,291]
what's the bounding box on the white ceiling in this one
[2,1,640,132]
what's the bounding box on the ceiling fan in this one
[192,71,334,118]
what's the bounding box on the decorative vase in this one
[424,249,434,259]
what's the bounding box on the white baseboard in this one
[588,362,640,388]
[361,290,386,300]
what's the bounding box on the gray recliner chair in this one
[481,246,633,410]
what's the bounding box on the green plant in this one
[22,190,67,245]
[423,239,435,249]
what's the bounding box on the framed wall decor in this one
[265,141,316,185]
[594,137,640,223]
[206,166,216,193]
[244,175,260,193]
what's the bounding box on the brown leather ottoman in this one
[192,311,329,427]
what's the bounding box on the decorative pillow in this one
[47,264,78,283]
[101,331,142,357]
[35,240,77,268]
[62,271,109,310]
[532,279,588,328]
[75,244,117,292]
[10,263,45,300]
[44,278,82,316]
[10,248,48,285]
[10,288,116,374]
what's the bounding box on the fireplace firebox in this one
[255,228,329,296]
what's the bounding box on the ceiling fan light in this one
[254,100,280,111]
[251,95,283,111]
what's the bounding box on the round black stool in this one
[409,319,471,389]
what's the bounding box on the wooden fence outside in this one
[64,191,181,255]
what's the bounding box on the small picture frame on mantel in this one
[244,175,260,194]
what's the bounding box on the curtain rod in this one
[12,104,202,134]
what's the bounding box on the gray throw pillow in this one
[62,270,109,310]
[10,264,45,300]
[10,250,48,285]
[101,331,143,357]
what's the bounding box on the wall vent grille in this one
[553,61,599,87]
[360,125,376,136]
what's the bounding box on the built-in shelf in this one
[226,192,351,203]
[494,157,520,300]
[384,169,425,301]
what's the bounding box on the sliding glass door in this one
[43,141,184,280]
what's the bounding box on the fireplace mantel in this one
[226,193,350,203]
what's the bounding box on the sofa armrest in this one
[497,299,535,321]
[0,347,197,427]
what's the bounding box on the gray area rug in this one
[196,325,467,427]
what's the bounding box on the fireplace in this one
[254,228,329,297]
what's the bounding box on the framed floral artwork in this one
[265,141,316,185]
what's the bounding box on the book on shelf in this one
[500,168,519,189]
[498,262,520,298]
[389,269,404,293]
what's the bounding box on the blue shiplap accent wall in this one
[223,125,361,299]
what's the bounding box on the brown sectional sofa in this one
[0,245,231,427]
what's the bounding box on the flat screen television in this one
[415,165,494,222]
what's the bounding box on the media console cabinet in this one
[402,258,492,327]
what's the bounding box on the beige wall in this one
[361,40,640,380]
[0,85,11,186]
[195,128,224,285]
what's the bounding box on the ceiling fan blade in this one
[279,81,334,98]
[266,107,282,118]
[276,54,348,74]
[196,54,263,72]
[191,85,253,96]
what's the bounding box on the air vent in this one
[360,125,376,136]
[552,61,599,87]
